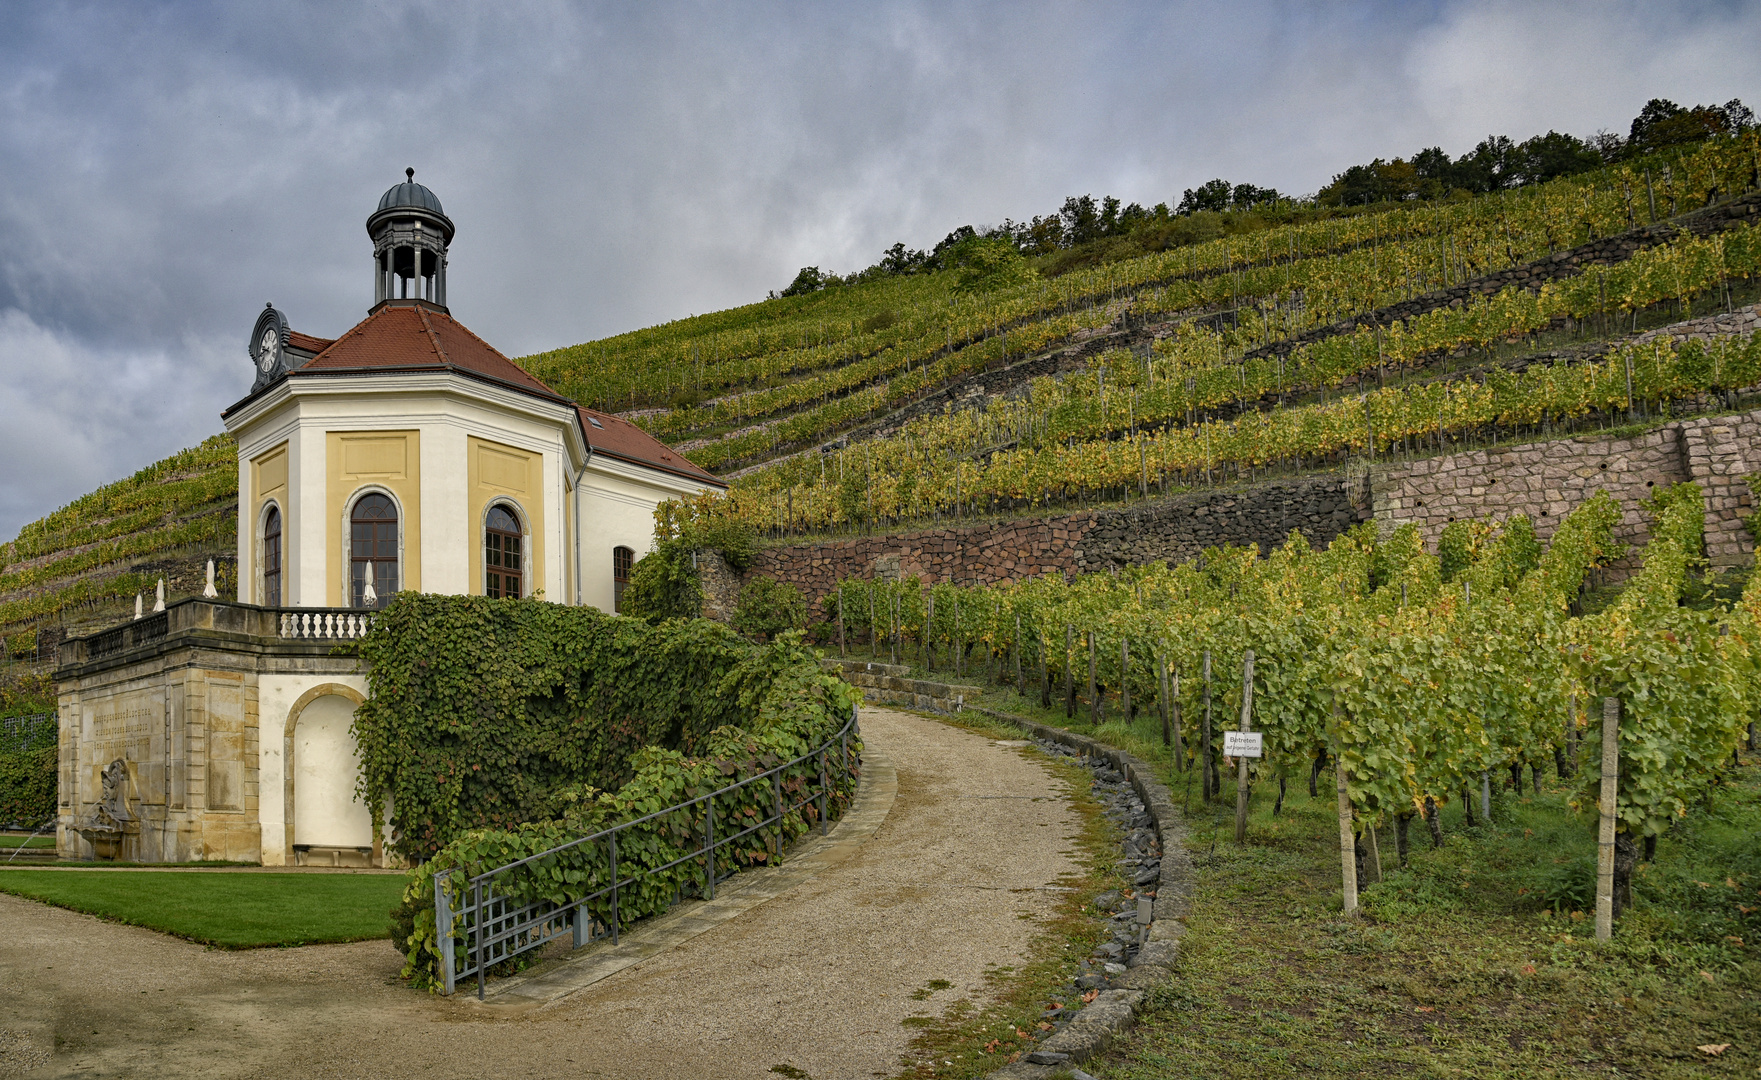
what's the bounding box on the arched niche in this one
[282,684,375,866]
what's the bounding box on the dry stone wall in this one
[742,475,1368,611]
[736,407,1761,611]
[1371,409,1761,573]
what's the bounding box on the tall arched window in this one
[262,505,282,607]
[613,546,634,613]
[485,504,523,599]
[350,493,398,609]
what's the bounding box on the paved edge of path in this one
[465,747,900,1015]
[960,706,1195,1080]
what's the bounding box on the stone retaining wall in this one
[1371,408,1761,573]
[745,474,1368,610]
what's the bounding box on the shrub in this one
[733,578,807,641]
[620,540,703,623]
[0,720,56,828]
[376,620,860,989]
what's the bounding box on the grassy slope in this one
[0,870,405,947]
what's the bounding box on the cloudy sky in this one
[1,1,1756,540]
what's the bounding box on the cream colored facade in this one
[59,177,721,865]
[228,372,714,609]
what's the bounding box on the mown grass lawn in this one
[0,870,406,948]
[0,833,56,849]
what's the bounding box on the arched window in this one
[350,493,398,609]
[262,505,282,607]
[613,546,634,613]
[485,503,523,599]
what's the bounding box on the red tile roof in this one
[233,299,724,489]
[297,301,561,399]
[286,330,334,353]
[577,405,725,488]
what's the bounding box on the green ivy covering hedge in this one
[356,595,861,989]
[0,722,56,828]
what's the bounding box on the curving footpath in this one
[0,708,1086,1080]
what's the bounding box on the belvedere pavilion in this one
[54,172,722,866]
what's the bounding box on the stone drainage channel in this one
[980,719,1190,1080]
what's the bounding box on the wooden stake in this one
[1364,824,1383,884]
[1334,701,1358,916]
[1013,613,1023,690]
[1120,637,1131,719]
[1154,640,1172,749]
[1087,631,1100,727]
[1235,649,1255,845]
[1595,696,1620,943]
[1064,625,1075,719]
[837,591,845,658]
[925,593,935,673]
[1202,650,1214,801]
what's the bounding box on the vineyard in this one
[520,131,1761,482]
[0,435,237,653]
[824,486,1759,937]
[6,130,1761,663]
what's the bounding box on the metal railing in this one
[278,609,375,640]
[436,704,861,997]
[1,712,56,751]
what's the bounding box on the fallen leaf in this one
[1521,964,1537,975]
[1701,971,1716,983]
[1037,1022,1053,1031]
[1697,880,1712,889]
[1082,989,1100,1004]
[1728,878,1740,888]
[983,1039,999,1055]
[1739,905,1756,915]
[1696,1044,1730,1056]
[1725,936,1744,947]
[1415,1006,1435,1013]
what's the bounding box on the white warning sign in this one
[1222,731,1263,758]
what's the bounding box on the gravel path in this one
[0,708,1082,1080]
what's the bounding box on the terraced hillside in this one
[0,436,237,654]
[4,131,1759,655]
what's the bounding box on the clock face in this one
[257,328,280,374]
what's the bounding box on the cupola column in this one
[366,168,455,312]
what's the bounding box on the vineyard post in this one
[837,591,846,658]
[1645,169,1656,224]
[1481,772,1492,824]
[1234,649,1255,845]
[1171,669,1184,766]
[1363,825,1383,884]
[1154,640,1172,749]
[1064,626,1075,719]
[1333,701,1358,916]
[1036,628,1051,707]
[1087,631,1100,727]
[1014,613,1023,691]
[952,596,961,678]
[1202,650,1215,802]
[1120,637,1131,719]
[1595,696,1620,943]
[925,593,935,673]
[890,594,898,667]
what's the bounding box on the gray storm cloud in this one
[1,0,1756,538]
